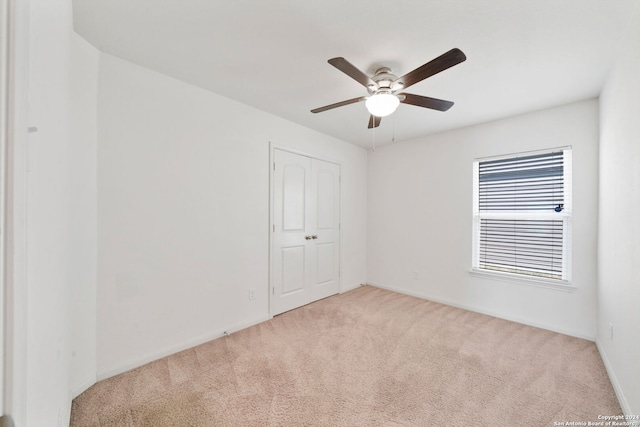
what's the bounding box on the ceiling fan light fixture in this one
[365,93,400,117]
[311,49,466,128]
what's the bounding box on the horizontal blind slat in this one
[478,218,564,279]
[476,150,567,280]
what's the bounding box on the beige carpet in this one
[71,286,621,426]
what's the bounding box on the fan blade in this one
[368,115,381,129]
[311,96,366,113]
[398,48,466,90]
[328,57,375,88]
[400,93,454,111]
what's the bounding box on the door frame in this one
[268,142,343,317]
[0,0,30,426]
[0,0,8,414]
[1,0,29,423]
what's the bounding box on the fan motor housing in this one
[369,67,403,94]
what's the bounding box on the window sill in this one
[469,268,576,292]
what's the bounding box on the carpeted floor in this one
[71,286,621,426]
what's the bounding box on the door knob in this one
[312,235,318,239]
[305,235,312,240]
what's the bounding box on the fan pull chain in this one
[371,123,376,151]
[392,115,396,143]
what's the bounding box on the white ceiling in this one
[72,0,639,148]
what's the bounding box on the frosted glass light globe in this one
[365,93,400,118]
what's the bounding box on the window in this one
[472,148,572,284]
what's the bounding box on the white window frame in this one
[471,147,573,290]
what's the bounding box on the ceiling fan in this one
[311,48,466,129]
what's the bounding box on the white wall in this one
[96,54,367,379]
[598,4,640,415]
[24,0,98,424]
[68,34,99,399]
[368,99,599,339]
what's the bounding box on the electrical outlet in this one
[412,271,420,280]
[249,288,256,301]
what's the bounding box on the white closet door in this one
[309,158,340,303]
[271,149,340,316]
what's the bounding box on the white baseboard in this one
[95,285,364,382]
[67,372,98,427]
[596,340,632,416]
[96,314,271,381]
[61,396,72,427]
[70,372,97,399]
[367,282,595,341]
[341,282,364,293]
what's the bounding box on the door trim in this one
[268,142,343,317]
[0,0,11,416]
[1,0,29,422]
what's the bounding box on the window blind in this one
[478,151,564,212]
[474,150,568,281]
[479,219,563,279]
